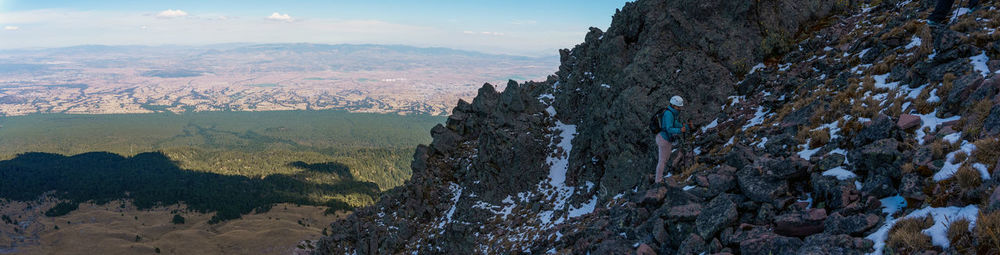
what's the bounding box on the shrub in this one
[901,163,915,174]
[952,151,968,164]
[887,216,934,253]
[44,202,79,217]
[973,138,1000,169]
[975,211,1000,254]
[809,129,831,148]
[954,165,982,189]
[171,214,185,224]
[948,218,974,254]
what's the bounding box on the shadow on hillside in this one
[0,151,379,223]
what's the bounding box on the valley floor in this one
[0,200,344,255]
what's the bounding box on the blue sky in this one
[0,0,631,56]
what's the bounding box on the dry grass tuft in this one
[930,139,957,161]
[975,211,1000,254]
[940,73,957,99]
[916,165,934,177]
[913,83,940,114]
[963,100,994,140]
[953,164,981,189]
[901,163,915,174]
[887,216,934,253]
[973,138,1000,169]
[948,218,974,254]
[952,151,968,164]
[809,129,830,148]
[928,180,960,207]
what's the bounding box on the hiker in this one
[653,96,688,184]
[929,0,981,26]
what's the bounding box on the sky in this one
[0,0,631,56]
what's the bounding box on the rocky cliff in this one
[316,0,1000,254]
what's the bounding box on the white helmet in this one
[670,96,685,107]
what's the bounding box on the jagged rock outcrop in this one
[316,0,1000,254]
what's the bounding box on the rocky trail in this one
[315,0,1000,254]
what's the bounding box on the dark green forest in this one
[0,152,375,222]
[0,110,443,222]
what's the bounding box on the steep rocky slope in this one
[316,0,1000,254]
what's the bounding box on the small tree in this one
[171,214,185,224]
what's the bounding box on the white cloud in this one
[510,20,537,25]
[3,26,18,31]
[156,9,188,18]
[267,12,293,22]
[462,31,504,36]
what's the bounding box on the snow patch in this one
[748,63,766,75]
[971,52,991,77]
[742,106,769,131]
[873,73,899,89]
[914,111,960,145]
[904,35,922,50]
[701,118,719,133]
[933,141,977,181]
[797,140,822,160]
[942,132,962,144]
[822,167,857,180]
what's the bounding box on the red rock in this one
[667,203,704,220]
[942,119,961,127]
[641,187,668,205]
[897,114,921,130]
[775,212,825,237]
[806,208,827,221]
[696,176,710,187]
[636,243,656,255]
[939,126,957,136]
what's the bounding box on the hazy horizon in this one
[0,0,632,57]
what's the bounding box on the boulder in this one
[737,165,788,203]
[861,173,897,198]
[774,209,827,237]
[765,134,798,157]
[739,232,803,255]
[811,173,858,210]
[983,105,1000,136]
[797,233,875,254]
[667,203,704,221]
[990,186,1000,211]
[897,114,921,130]
[430,124,462,154]
[818,153,847,171]
[899,173,927,201]
[641,186,669,206]
[853,138,902,180]
[707,173,737,194]
[725,145,755,169]
[967,76,1000,104]
[696,195,738,238]
[944,74,984,114]
[853,115,897,147]
[677,234,707,255]
[823,212,881,235]
[636,243,656,255]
